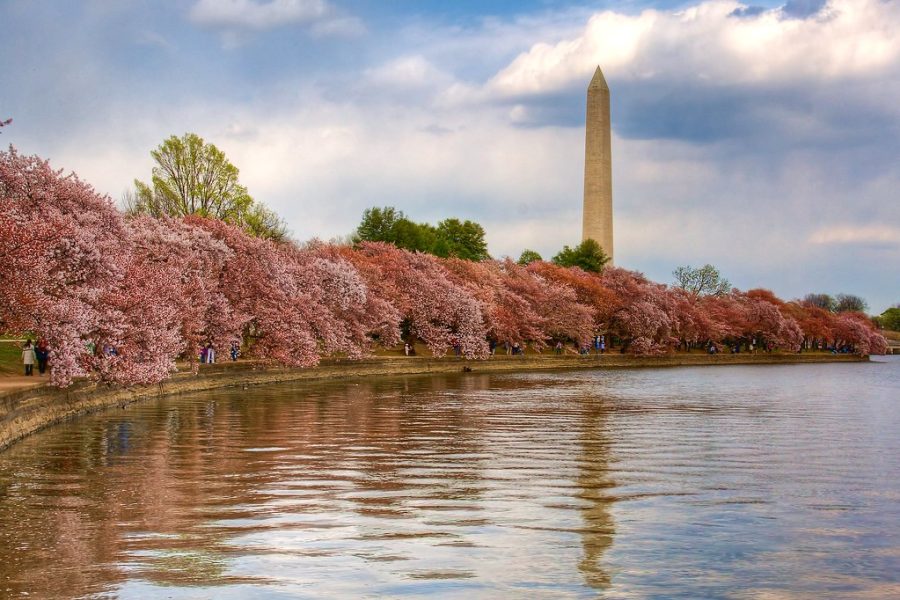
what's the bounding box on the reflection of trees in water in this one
[576,402,615,590]
[0,373,501,596]
[309,374,492,518]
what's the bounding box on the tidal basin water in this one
[1,359,898,599]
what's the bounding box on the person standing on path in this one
[22,339,36,376]
[35,340,49,375]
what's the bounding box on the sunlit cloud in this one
[488,0,900,99]
[808,225,900,245]
[364,56,451,90]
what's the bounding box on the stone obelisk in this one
[582,65,613,263]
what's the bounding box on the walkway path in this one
[0,376,45,394]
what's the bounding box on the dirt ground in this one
[0,375,45,393]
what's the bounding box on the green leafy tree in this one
[355,206,404,243]
[835,293,868,313]
[130,133,252,219]
[672,264,731,298]
[394,219,438,254]
[518,249,542,265]
[880,307,900,331]
[552,238,609,273]
[241,203,289,242]
[355,207,489,261]
[434,218,490,261]
[355,207,435,252]
[127,132,287,240]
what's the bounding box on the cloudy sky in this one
[2,0,898,311]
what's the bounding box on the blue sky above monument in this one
[2,0,898,311]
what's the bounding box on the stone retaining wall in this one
[0,353,867,453]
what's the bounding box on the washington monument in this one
[582,65,613,263]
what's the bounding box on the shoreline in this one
[0,352,869,453]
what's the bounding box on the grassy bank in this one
[0,341,25,376]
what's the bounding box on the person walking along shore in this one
[22,340,36,376]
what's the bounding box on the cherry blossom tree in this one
[343,243,488,357]
[527,261,620,333]
[122,217,245,369]
[289,241,401,357]
[782,301,833,350]
[501,259,594,348]
[190,217,322,366]
[443,258,542,347]
[740,290,803,351]
[832,312,888,355]
[1,147,125,386]
[599,268,676,354]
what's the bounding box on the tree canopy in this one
[434,218,489,261]
[355,206,404,243]
[551,239,610,273]
[834,293,868,313]
[803,292,869,314]
[127,132,288,241]
[803,293,837,312]
[879,307,900,331]
[517,249,542,265]
[354,206,489,261]
[672,264,732,298]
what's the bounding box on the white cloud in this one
[808,225,900,245]
[189,0,329,31]
[365,56,451,89]
[487,0,900,98]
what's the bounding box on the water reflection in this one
[577,402,614,589]
[0,359,898,598]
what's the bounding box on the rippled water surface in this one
[1,358,899,599]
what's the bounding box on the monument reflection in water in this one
[1,360,898,598]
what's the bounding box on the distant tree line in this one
[355,206,611,274]
[354,206,490,261]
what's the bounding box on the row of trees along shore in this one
[0,141,889,388]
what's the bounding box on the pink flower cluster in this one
[1,148,887,387]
